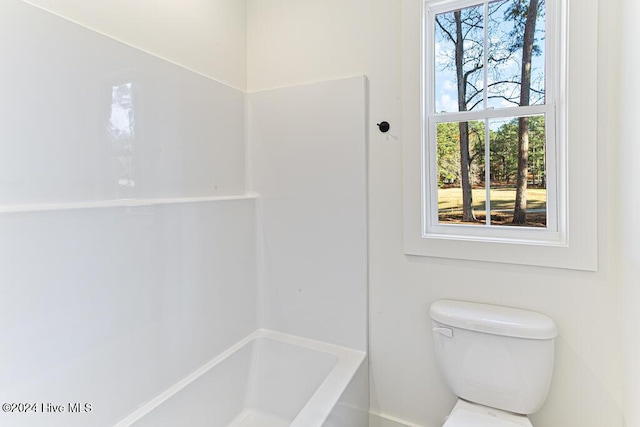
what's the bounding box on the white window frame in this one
[424,0,561,244]
[402,0,598,270]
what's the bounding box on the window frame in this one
[402,0,598,270]
[424,0,561,243]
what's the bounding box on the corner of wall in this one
[22,0,248,91]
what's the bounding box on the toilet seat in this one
[443,400,533,427]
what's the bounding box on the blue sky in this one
[433,0,546,114]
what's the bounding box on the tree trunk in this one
[454,10,476,222]
[458,121,475,221]
[513,0,539,225]
[513,116,530,223]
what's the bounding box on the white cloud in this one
[435,42,454,66]
[436,94,459,113]
[443,80,456,90]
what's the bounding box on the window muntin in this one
[425,0,558,241]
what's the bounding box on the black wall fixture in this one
[377,121,390,133]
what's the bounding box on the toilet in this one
[429,300,558,427]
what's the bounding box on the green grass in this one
[438,187,547,212]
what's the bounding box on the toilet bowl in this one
[443,400,532,427]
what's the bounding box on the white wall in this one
[248,77,368,351]
[618,0,640,425]
[2,1,246,204]
[0,200,257,427]
[23,0,247,90]
[1,2,254,426]
[247,1,625,426]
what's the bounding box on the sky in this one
[432,0,546,114]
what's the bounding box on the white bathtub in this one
[115,330,367,427]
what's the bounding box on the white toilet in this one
[430,300,558,427]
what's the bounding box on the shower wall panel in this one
[0,200,257,427]
[248,77,368,351]
[0,2,255,426]
[0,0,246,205]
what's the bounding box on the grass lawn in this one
[437,187,547,227]
[438,187,547,212]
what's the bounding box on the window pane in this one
[436,121,486,224]
[486,0,546,109]
[434,4,484,113]
[488,115,546,227]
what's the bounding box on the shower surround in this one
[0,2,368,426]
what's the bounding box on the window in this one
[425,0,560,242]
[402,0,598,270]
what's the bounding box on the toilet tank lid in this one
[430,300,558,340]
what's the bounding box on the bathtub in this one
[114,330,368,427]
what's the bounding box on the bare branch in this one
[435,16,456,43]
[463,63,483,80]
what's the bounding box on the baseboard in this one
[368,412,427,427]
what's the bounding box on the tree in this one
[437,122,462,185]
[526,116,546,186]
[511,0,542,224]
[434,0,546,225]
[438,121,485,187]
[487,116,545,186]
[488,121,519,184]
[436,7,484,221]
[435,2,519,222]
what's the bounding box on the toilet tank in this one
[430,300,557,415]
